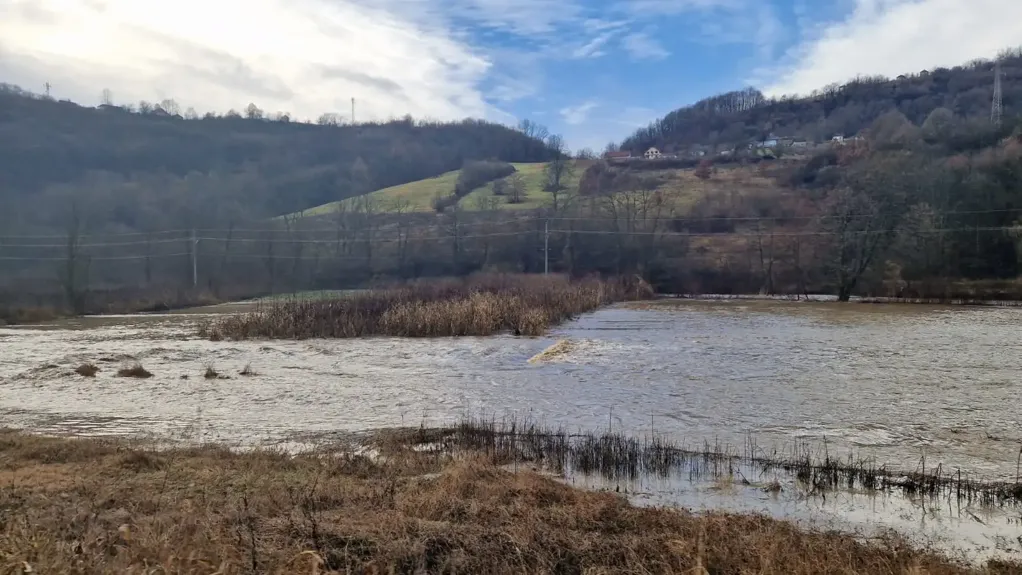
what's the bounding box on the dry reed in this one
[116,363,153,379]
[200,273,654,340]
[0,430,1014,574]
[427,416,1022,507]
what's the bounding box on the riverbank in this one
[0,430,1017,575]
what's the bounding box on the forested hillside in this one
[0,84,553,231]
[621,49,1022,153]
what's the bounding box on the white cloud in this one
[0,0,493,122]
[560,101,598,125]
[759,0,1022,96]
[621,32,670,60]
[571,31,619,59]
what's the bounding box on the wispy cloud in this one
[560,100,599,125]
[571,31,620,59]
[621,32,670,60]
[0,0,493,122]
[615,0,785,62]
[757,0,1022,96]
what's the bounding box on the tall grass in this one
[417,416,1022,507]
[200,274,654,340]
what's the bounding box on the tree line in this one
[620,48,1022,154]
[0,84,555,226]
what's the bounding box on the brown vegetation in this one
[74,363,100,377]
[116,364,153,379]
[0,430,1015,574]
[200,274,654,341]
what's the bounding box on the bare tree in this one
[517,119,549,142]
[282,211,306,293]
[245,103,264,120]
[60,202,90,314]
[543,134,575,211]
[507,172,527,204]
[160,98,181,116]
[100,88,113,106]
[472,193,503,268]
[389,199,413,276]
[138,100,154,114]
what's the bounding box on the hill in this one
[620,48,1022,154]
[0,84,553,233]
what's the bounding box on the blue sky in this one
[3,0,1022,151]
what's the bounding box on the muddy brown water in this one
[1,298,1021,481]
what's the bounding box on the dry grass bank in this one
[0,430,1016,575]
[200,274,654,340]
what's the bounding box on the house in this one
[757,138,779,148]
[644,147,662,160]
[778,138,794,148]
[831,135,846,144]
[604,151,632,161]
[791,140,809,148]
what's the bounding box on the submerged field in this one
[0,428,1018,574]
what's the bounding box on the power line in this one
[2,207,1022,242]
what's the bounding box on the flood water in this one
[3,298,1022,562]
[2,298,1020,477]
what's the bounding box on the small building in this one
[604,151,632,161]
[791,140,809,148]
[757,138,779,148]
[644,147,663,160]
[831,135,846,144]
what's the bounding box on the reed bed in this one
[415,416,1022,508]
[0,430,1017,574]
[200,274,654,340]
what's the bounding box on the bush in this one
[694,159,714,179]
[454,161,516,198]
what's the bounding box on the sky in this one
[3,0,1022,152]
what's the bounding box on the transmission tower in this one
[992,61,1003,127]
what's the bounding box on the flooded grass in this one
[116,363,153,379]
[199,273,654,340]
[74,363,99,377]
[0,430,1016,574]
[421,417,1022,508]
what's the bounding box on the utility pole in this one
[992,61,1003,127]
[190,230,198,288]
[44,82,51,97]
[544,219,549,275]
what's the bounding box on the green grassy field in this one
[297,162,590,216]
[291,160,786,219]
